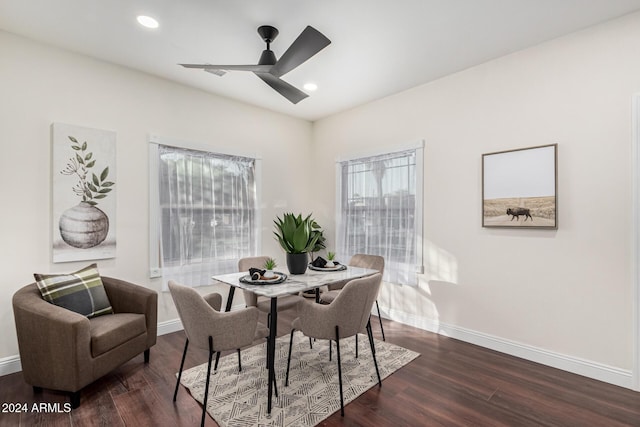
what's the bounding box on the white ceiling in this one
[2,1,640,121]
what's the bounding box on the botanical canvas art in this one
[52,123,116,262]
[482,144,557,229]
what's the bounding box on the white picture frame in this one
[52,123,117,262]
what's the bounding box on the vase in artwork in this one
[59,202,110,249]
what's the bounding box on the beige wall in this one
[312,12,640,371]
[0,31,313,359]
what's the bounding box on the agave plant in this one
[273,213,321,254]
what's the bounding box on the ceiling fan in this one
[180,25,331,104]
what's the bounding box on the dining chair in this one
[320,254,386,340]
[285,273,383,416]
[238,256,304,320]
[168,280,268,427]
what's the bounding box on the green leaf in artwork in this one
[60,136,114,206]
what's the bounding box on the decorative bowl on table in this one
[309,256,347,271]
[239,269,288,285]
[308,264,347,272]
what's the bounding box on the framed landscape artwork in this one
[482,144,557,229]
[52,123,117,262]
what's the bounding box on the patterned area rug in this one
[178,330,420,426]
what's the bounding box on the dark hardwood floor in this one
[2,311,640,426]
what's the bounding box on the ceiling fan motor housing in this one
[259,49,277,65]
[258,25,278,65]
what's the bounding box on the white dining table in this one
[212,265,379,416]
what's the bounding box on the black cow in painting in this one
[507,207,533,222]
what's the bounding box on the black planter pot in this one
[286,253,309,275]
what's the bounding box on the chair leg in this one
[366,320,382,387]
[174,339,189,402]
[309,337,313,349]
[329,339,332,361]
[70,391,80,409]
[376,300,386,341]
[366,317,375,355]
[237,349,242,372]
[202,336,214,427]
[335,326,344,417]
[273,374,279,398]
[214,351,221,371]
[285,329,295,387]
[144,348,150,363]
[355,334,359,358]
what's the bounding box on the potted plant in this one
[325,251,336,268]
[310,220,326,262]
[273,213,321,274]
[58,135,115,248]
[263,257,277,278]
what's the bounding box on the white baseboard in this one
[0,355,21,377]
[380,306,633,390]
[157,318,183,336]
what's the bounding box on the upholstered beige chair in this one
[12,277,157,408]
[168,280,268,427]
[320,254,386,340]
[238,256,304,316]
[285,273,383,416]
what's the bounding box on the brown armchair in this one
[12,276,157,408]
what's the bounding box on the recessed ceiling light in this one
[304,82,318,91]
[137,15,159,29]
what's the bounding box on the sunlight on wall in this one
[424,241,458,284]
[377,239,459,336]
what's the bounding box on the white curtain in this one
[157,144,257,288]
[337,149,419,286]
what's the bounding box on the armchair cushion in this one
[34,263,113,319]
[89,313,146,357]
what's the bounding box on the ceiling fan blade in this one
[254,72,308,104]
[180,64,273,73]
[269,26,331,77]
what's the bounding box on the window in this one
[336,142,423,286]
[150,138,259,288]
